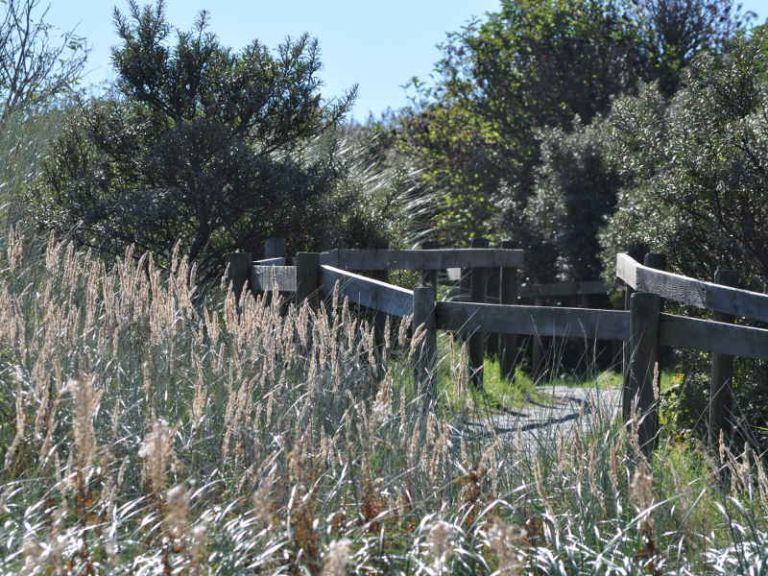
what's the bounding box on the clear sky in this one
[46,0,767,122]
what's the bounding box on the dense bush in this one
[525,120,619,281]
[34,1,368,278]
[594,29,768,440]
[398,0,748,280]
[526,85,669,281]
[600,28,768,286]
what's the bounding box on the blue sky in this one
[47,0,767,122]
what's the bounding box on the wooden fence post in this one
[500,239,519,380]
[621,282,635,420]
[623,252,665,419]
[264,237,286,259]
[227,252,252,305]
[413,286,437,406]
[486,241,503,358]
[531,295,546,381]
[469,237,489,388]
[296,252,320,307]
[709,268,739,449]
[370,242,390,355]
[421,241,438,291]
[626,291,662,457]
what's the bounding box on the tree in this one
[600,27,768,285]
[401,0,642,257]
[0,0,87,127]
[399,0,749,280]
[38,1,355,278]
[631,0,753,96]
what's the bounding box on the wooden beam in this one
[320,265,414,318]
[659,313,768,360]
[616,253,768,323]
[435,302,629,341]
[519,280,608,298]
[251,265,297,293]
[319,248,525,271]
[626,292,661,457]
[499,239,519,380]
[709,269,739,449]
[469,238,490,388]
[296,253,320,306]
[413,286,437,404]
[227,252,252,303]
[253,257,286,266]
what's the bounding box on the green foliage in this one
[401,0,643,260]
[600,28,768,285]
[0,107,69,230]
[400,0,749,280]
[36,1,357,277]
[593,30,768,441]
[528,84,670,280]
[526,121,619,280]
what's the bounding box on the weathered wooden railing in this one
[615,252,768,453]
[228,241,768,455]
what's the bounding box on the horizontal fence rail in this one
[319,248,524,271]
[518,280,608,299]
[617,253,768,323]
[253,256,287,266]
[659,313,768,360]
[251,265,297,292]
[436,301,629,341]
[321,265,414,318]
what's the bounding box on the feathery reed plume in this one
[322,539,352,576]
[140,419,174,495]
[426,520,454,575]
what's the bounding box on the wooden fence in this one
[228,240,768,455]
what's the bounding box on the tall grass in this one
[0,231,767,574]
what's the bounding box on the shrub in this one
[35,1,356,279]
[600,29,768,285]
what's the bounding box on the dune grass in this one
[0,233,766,574]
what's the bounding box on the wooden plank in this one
[295,253,320,306]
[621,277,635,418]
[659,314,768,360]
[435,302,630,341]
[626,292,661,457]
[254,257,286,266]
[227,252,251,303]
[318,248,525,271]
[251,265,297,292]
[499,251,519,380]
[709,269,739,449]
[321,265,414,318]
[469,238,490,388]
[519,280,608,298]
[616,253,768,323]
[616,253,639,291]
[413,287,437,403]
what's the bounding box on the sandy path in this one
[463,386,622,444]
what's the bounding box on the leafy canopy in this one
[399,0,750,280]
[38,0,354,277]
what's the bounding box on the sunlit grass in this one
[0,233,766,574]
